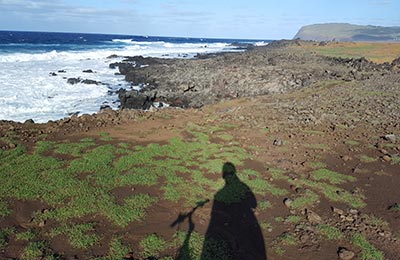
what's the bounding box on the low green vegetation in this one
[260,221,272,231]
[272,246,286,256]
[99,132,113,141]
[316,224,343,240]
[276,232,297,246]
[391,155,400,165]
[50,223,100,249]
[364,215,389,228]
[0,228,15,251]
[54,139,95,156]
[258,200,272,210]
[290,189,320,209]
[312,169,356,184]
[140,234,167,258]
[0,120,378,258]
[21,241,47,260]
[345,140,360,146]
[16,229,37,241]
[300,179,365,208]
[268,168,288,180]
[0,201,10,217]
[304,143,330,151]
[1,123,282,256]
[359,155,377,163]
[286,215,303,224]
[352,233,384,260]
[309,161,327,169]
[95,237,131,260]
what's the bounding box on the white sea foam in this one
[0,41,235,123]
[254,41,269,46]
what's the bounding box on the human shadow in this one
[200,162,267,260]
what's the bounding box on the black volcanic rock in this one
[67,78,81,85]
[67,78,104,85]
[118,90,156,110]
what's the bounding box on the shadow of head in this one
[222,162,236,179]
[222,162,241,186]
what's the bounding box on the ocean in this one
[0,31,270,123]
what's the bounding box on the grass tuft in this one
[312,169,356,184]
[352,233,383,260]
[21,241,47,260]
[0,201,10,217]
[16,229,38,241]
[316,224,343,240]
[50,223,100,249]
[140,233,167,258]
[359,155,377,163]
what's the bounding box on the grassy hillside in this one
[290,41,400,63]
[294,23,400,42]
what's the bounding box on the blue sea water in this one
[0,31,270,122]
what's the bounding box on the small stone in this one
[382,155,392,162]
[38,221,46,228]
[124,252,135,259]
[332,207,345,216]
[378,149,389,155]
[273,139,284,146]
[341,155,351,161]
[338,248,355,260]
[345,216,354,222]
[306,210,322,224]
[283,198,293,208]
[300,234,310,243]
[8,143,16,149]
[148,106,158,112]
[384,134,396,143]
[349,209,358,215]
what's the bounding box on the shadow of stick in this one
[170,199,210,260]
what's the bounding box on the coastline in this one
[1,40,400,259]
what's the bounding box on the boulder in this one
[67,78,103,85]
[67,78,81,85]
[118,90,157,110]
[306,209,322,224]
[338,248,355,260]
[81,79,102,85]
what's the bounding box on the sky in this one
[0,0,399,40]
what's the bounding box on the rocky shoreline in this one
[114,40,400,109]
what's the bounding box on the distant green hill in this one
[294,23,400,42]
